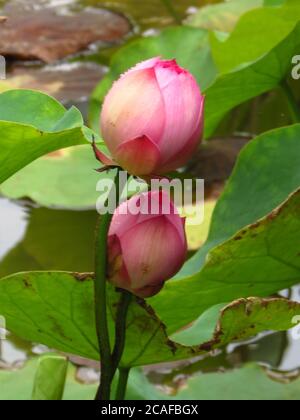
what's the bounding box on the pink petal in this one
[158,193,187,246]
[129,57,161,72]
[158,71,203,164]
[110,192,165,238]
[150,190,187,246]
[154,59,187,89]
[136,189,172,219]
[115,135,161,176]
[166,213,187,247]
[107,234,122,263]
[159,95,205,172]
[109,199,140,238]
[92,141,116,166]
[107,234,131,290]
[132,283,164,299]
[134,190,187,245]
[120,216,187,290]
[101,68,165,153]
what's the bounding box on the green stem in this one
[112,290,132,374]
[281,80,300,123]
[160,0,182,24]
[94,169,123,401]
[115,368,130,401]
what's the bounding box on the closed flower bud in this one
[100,57,204,177]
[107,191,187,298]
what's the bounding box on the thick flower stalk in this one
[107,190,187,298]
[100,57,205,177]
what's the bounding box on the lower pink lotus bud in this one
[107,191,187,298]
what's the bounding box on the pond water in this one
[0,0,219,29]
[0,0,300,386]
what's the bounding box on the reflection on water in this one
[0,201,98,365]
[280,287,300,371]
[77,0,220,31]
[0,198,28,259]
[0,0,220,31]
[281,331,300,371]
[0,333,31,364]
[0,203,97,278]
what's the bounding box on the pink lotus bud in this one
[100,57,204,176]
[107,191,187,298]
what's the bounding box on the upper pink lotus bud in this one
[107,191,187,298]
[100,57,204,177]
